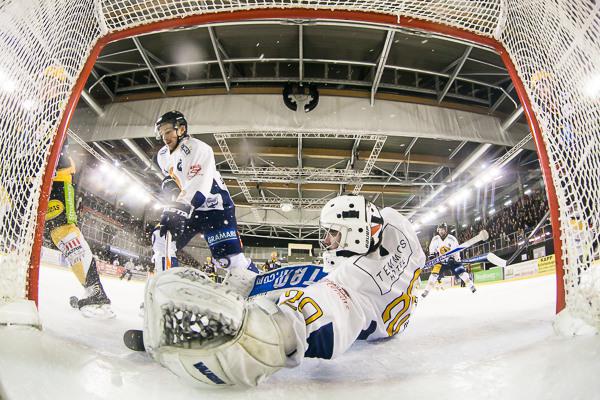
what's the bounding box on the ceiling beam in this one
[371,137,417,203]
[298,133,302,199]
[90,68,114,101]
[438,46,472,103]
[370,30,395,106]
[81,90,104,117]
[299,24,304,82]
[224,180,417,194]
[208,26,230,91]
[501,106,524,131]
[121,138,163,181]
[211,146,459,167]
[490,83,515,112]
[132,36,166,95]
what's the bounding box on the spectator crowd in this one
[458,189,549,244]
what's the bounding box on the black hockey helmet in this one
[155,110,188,140]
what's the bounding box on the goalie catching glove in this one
[159,202,193,239]
[143,267,296,386]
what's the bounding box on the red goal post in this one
[0,1,597,330]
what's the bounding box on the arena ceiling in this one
[70,19,542,243]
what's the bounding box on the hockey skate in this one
[75,282,115,319]
[72,258,116,319]
[470,285,477,293]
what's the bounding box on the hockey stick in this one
[462,252,507,268]
[165,231,172,270]
[424,229,489,269]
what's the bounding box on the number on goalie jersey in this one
[277,195,425,362]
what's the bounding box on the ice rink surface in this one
[1,265,599,400]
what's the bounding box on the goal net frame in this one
[2,1,598,330]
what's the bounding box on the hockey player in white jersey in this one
[141,194,425,386]
[152,110,258,287]
[421,223,476,298]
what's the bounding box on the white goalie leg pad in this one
[144,267,294,387]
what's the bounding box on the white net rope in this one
[0,0,104,301]
[500,1,600,328]
[0,0,598,329]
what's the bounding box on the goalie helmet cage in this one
[0,1,598,330]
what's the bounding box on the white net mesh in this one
[0,0,598,329]
[500,0,600,328]
[0,0,104,301]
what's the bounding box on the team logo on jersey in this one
[181,144,190,155]
[177,159,182,172]
[205,196,218,208]
[205,229,238,246]
[187,163,202,179]
[354,224,414,295]
[46,199,65,220]
[159,147,168,155]
[58,236,84,262]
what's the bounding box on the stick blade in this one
[487,252,507,268]
[478,229,489,241]
[123,329,145,351]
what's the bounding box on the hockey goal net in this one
[0,1,598,331]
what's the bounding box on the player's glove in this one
[160,176,180,202]
[159,201,193,239]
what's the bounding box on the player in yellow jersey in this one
[47,143,114,318]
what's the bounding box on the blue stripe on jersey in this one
[304,322,334,359]
[356,320,377,341]
[190,179,233,209]
[193,361,226,384]
[211,179,233,208]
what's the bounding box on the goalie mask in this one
[319,195,383,263]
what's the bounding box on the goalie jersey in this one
[429,234,460,261]
[156,136,232,211]
[279,207,425,363]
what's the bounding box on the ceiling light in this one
[582,74,600,99]
[524,189,532,195]
[449,188,471,205]
[280,202,293,212]
[504,199,512,206]
[421,211,437,224]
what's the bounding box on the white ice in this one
[1,265,599,400]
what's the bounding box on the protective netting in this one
[500,0,600,329]
[0,0,598,329]
[0,0,105,301]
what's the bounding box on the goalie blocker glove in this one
[159,202,193,239]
